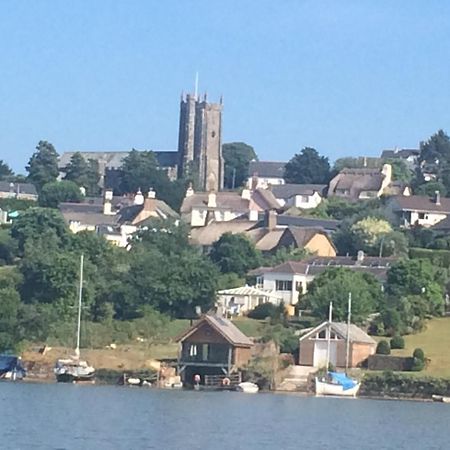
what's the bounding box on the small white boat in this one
[432,395,450,403]
[315,374,360,397]
[237,382,259,394]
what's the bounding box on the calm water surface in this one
[1,382,450,449]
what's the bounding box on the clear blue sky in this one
[2,0,450,172]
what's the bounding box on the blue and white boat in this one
[315,296,360,398]
[0,355,26,381]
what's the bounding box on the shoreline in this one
[17,376,445,403]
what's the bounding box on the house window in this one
[317,330,326,339]
[189,344,198,356]
[301,195,309,203]
[276,280,293,291]
[418,213,425,219]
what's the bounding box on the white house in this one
[386,192,450,228]
[251,254,395,308]
[180,186,280,227]
[270,184,327,209]
[247,161,286,189]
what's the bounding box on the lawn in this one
[390,317,450,378]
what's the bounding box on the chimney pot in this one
[435,190,441,205]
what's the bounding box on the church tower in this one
[177,92,224,191]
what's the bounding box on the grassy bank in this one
[389,317,450,378]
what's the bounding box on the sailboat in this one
[54,254,96,383]
[315,294,361,397]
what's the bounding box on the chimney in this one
[251,174,259,190]
[249,209,259,221]
[103,189,113,215]
[185,183,194,198]
[241,187,251,200]
[356,250,365,263]
[134,188,144,205]
[435,190,441,206]
[147,188,156,199]
[264,210,277,230]
[207,191,217,208]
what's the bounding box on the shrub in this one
[411,357,425,372]
[390,335,405,349]
[376,340,391,355]
[247,303,279,320]
[413,348,425,362]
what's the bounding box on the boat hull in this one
[56,372,95,383]
[315,378,360,397]
[237,382,259,394]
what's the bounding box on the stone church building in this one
[58,90,224,192]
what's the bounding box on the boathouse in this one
[298,321,376,368]
[176,314,254,386]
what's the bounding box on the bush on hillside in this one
[411,358,425,372]
[247,303,279,320]
[390,335,405,349]
[376,340,391,355]
[413,348,425,362]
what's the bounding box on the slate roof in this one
[270,184,327,199]
[177,314,254,347]
[248,161,286,178]
[260,213,340,232]
[390,195,450,213]
[300,321,376,345]
[0,181,38,196]
[253,255,396,281]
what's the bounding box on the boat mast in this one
[345,292,352,373]
[75,254,84,358]
[326,301,333,371]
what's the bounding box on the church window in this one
[211,131,216,138]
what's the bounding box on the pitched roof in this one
[180,192,249,214]
[390,195,450,213]
[248,161,286,178]
[254,255,396,281]
[0,181,38,196]
[271,184,327,199]
[189,220,257,246]
[254,229,285,251]
[300,321,376,345]
[264,213,340,232]
[177,315,254,346]
[117,199,179,225]
[59,202,118,227]
[286,227,328,248]
[251,188,281,210]
[329,167,386,198]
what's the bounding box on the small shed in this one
[176,314,254,386]
[299,321,376,368]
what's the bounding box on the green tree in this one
[26,141,59,191]
[0,286,21,351]
[222,142,257,189]
[303,267,382,322]
[351,217,392,250]
[415,181,447,197]
[284,147,330,184]
[419,129,450,166]
[63,153,100,196]
[0,228,18,265]
[0,160,13,180]
[209,233,261,277]
[384,159,413,183]
[39,181,83,208]
[333,157,380,172]
[10,207,69,253]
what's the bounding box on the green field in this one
[390,317,450,378]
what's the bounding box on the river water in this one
[2,383,450,449]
